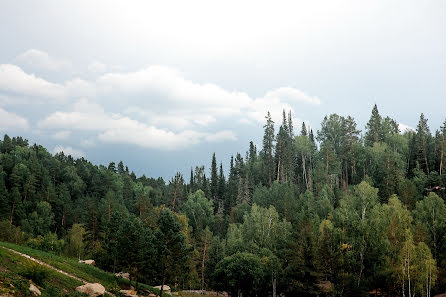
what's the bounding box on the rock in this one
[29,283,41,296]
[120,289,138,297]
[75,283,105,297]
[79,259,95,266]
[172,292,179,296]
[154,285,171,293]
[115,271,130,280]
[148,294,156,297]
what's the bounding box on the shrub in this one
[18,261,50,286]
[0,220,25,244]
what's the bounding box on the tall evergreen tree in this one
[301,122,307,136]
[210,153,218,204]
[365,104,383,146]
[262,112,275,186]
[416,113,431,174]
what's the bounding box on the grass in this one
[0,241,158,296]
[0,246,85,296]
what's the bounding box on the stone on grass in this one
[29,283,41,296]
[115,271,130,280]
[75,283,105,297]
[154,285,171,293]
[79,259,95,266]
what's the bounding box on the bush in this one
[18,261,50,286]
[27,233,65,253]
[0,220,25,244]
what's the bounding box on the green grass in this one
[0,247,85,296]
[0,241,158,296]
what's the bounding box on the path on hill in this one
[1,246,116,297]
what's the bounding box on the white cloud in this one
[53,145,85,158]
[399,122,415,133]
[0,64,66,100]
[39,99,238,150]
[88,61,107,73]
[264,87,321,105]
[97,65,320,125]
[80,138,96,147]
[16,49,71,71]
[0,108,29,130]
[0,65,94,102]
[51,130,71,140]
[65,78,96,98]
[205,130,237,142]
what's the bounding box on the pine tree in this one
[262,112,275,186]
[365,104,383,146]
[217,163,225,207]
[416,113,431,174]
[301,122,307,136]
[189,167,194,193]
[210,153,218,203]
[117,161,125,175]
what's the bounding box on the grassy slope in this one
[0,241,158,296]
[0,246,85,296]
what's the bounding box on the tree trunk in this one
[160,253,168,297]
[172,188,177,210]
[272,271,277,297]
[302,153,308,190]
[276,159,281,183]
[201,239,208,292]
[408,247,411,297]
[10,200,15,225]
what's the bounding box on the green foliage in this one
[1,107,446,295]
[183,190,215,233]
[18,261,50,286]
[214,252,264,297]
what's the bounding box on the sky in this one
[1,0,445,179]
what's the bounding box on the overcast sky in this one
[1,0,445,179]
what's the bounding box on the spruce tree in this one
[416,113,431,174]
[365,104,383,146]
[262,112,275,186]
[301,122,307,136]
[210,153,218,203]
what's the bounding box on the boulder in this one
[75,283,105,297]
[148,294,156,297]
[29,283,41,296]
[79,259,95,266]
[115,271,130,280]
[172,292,179,296]
[154,285,171,293]
[120,289,138,297]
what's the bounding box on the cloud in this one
[80,138,96,147]
[88,61,107,73]
[0,64,94,102]
[264,87,321,105]
[97,66,253,109]
[53,145,85,158]
[51,130,71,140]
[204,130,237,142]
[398,122,415,133]
[0,108,29,130]
[97,65,320,126]
[16,49,71,71]
[0,64,66,100]
[39,99,238,150]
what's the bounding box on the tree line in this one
[1,104,446,296]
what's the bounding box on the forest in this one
[1,104,446,297]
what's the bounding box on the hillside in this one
[1,106,446,296]
[0,241,158,297]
